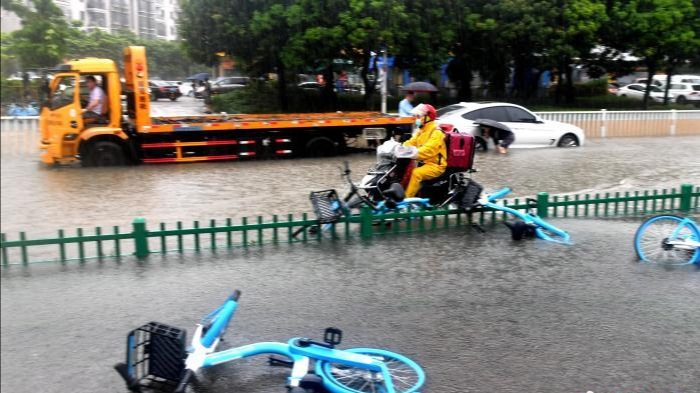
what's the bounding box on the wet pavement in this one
[1,218,699,393]
[1,99,700,392]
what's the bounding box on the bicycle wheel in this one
[316,348,425,393]
[634,215,700,265]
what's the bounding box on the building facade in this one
[2,0,180,41]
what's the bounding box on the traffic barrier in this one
[1,184,698,266]
[534,109,700,138]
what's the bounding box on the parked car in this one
[662,83,700,106]
[635,74,700,87]
[149,81,182,101]
[436,102,585,149]
[616,83,674,103]
[298,81,323,90]
[210,76,250,95]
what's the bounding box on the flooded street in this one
[1,98,699,393]
[1,218,699,393]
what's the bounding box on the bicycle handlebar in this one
[229,290,241,302]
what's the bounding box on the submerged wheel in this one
[305,136,338,157]
[634,215,700,265]
[557,133,579,147]
[316,348,425,393]
[84,141,126,167]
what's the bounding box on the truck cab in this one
[40,47,148,166]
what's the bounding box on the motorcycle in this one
[356,139,480,209]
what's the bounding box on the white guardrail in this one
[534,109,700,138]
[1,110,699,156]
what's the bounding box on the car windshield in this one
[437,105,464,118]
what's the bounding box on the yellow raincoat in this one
[403,121,447,198]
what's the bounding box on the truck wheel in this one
[85,141,126,167]
[305,136,338,157]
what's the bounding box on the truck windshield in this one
[50,75,78,110]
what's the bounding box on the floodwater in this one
[2,99,700,392]
[1,218,699,393]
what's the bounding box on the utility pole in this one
[381,47,388,114]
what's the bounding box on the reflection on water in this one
[1,136,699,235]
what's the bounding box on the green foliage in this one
[574,78,609,97]
[1,0,70,68]
[211,83,401,113]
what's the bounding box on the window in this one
[669,84,685,90]
[629,85,642,91]
[437,104,464,118]
[462,109,484,121]
[692,85,700,92]
[649,86,663,93]
[50,75,77,110]
[478,107,510,123]
[505,107,536,123]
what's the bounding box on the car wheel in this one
[557,133,579,148]
[677,96,687,105]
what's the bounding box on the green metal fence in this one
[1,184,698,266]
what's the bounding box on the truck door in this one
[46,73,84,145]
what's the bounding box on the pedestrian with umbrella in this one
[473,119,515,154]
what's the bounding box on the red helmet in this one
[410,103,437,122]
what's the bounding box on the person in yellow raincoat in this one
[402,104,447,198]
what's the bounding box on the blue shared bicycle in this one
[472,186,572,244]
[115,291,425,393]
[634,215,700,265]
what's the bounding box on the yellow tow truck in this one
[40,46,412,166]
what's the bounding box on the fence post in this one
[132,217,150,259]
[360,206,374,239]
[537,192,550,218]
[679,183,693,212]
[670,109,677,136]
[600,109,607,138]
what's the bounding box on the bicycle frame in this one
[666,218,700,250]
[478,187,572,244]
[117,291,425,393]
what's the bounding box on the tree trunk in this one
[663,65,674,106]
[642,60,656,110]
[554,60,565,105]
[322,64,337,111]
[361,50,376,109]
[276,57,288,111]
[564,64,575,104]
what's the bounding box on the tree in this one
[336,0,409,106]
[546,0,608,103]
[1,0,71,69]
[611,0,698,108]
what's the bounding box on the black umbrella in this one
[473,118,512,133]
[186,72,211,81]
[400,81,438,93]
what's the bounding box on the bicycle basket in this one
[120,322,187,390]
[310,190,343,224]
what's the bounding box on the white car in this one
[436,102,585,149]
[663,83,700,106]
[617,83,674,103]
